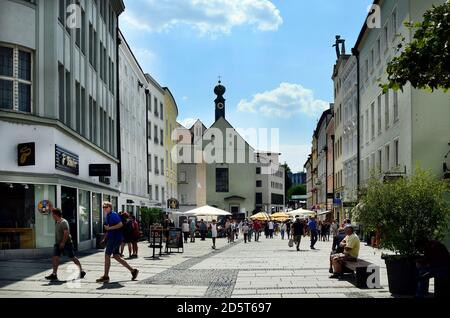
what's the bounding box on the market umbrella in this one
[250,212,272,221]
[287,208,316,218]
[183,205,232,217]
[270,212,290,221]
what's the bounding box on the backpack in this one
[131,220,140,238]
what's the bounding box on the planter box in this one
[384,255,418,296]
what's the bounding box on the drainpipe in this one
[116,24,122,182]
[352,47,360,201]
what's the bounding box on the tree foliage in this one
[288,185,307,198]
[381,2,450,93]
[354,168,450,256]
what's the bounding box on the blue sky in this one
[120,0,372,172]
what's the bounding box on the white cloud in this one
[182,96,189,101]
[122,0,282,36]
[179,118,198,129]
[279,144,310,173]
[131,47,157,68]
[237,83,329,118]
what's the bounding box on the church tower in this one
[214,80,226,122]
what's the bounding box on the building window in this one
[385,145,390,171]
[179,172,187,183]
[154,125,158,144]
[148,154,152,172]
[371,102,375,140]
[256,167,261,175]
[147,121,151,139]
[162,187,165,203]
[154,156,159,175]
[216,168,229,192]
[79,189,91,241]
[155,186,159,202]
[378,149,382,173]
[256,193,262,205]
[160,102,163,120]
[146,92,151,112]
[154,97,158,117]
[0,46,32,112]
[384,25,389,53]
[385,90,390,129]
[256,180,262,187]
[377,94,382,135]
[161,159,164,176]
[394,139,399,167]
[160,129,164,146]
[391,9,397,40]
[148,185,152,200]
[393,90,399,122]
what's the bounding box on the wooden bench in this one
[343,259,375,288]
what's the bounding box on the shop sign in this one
[18,142,35,166]
[55,145,79,175]
[167,198,179,209]
[89,164,111,177]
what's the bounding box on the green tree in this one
[354,168,450,256]
[381,2,450,93]
[282,163,292,203]
[288,185,307,199]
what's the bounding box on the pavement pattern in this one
[0,235,432,298]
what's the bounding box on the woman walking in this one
[210,219,218,249]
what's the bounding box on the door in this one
[61,187,78,250]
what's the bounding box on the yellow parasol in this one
[270,212,290,221]
[250,212,272,221]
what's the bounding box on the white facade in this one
[341,56,358,204]
[256,152,285,213]
[145,74,166,207]
[0,0,125,258]
[357,0,450,183]
[118,30,150,214]
[315,108,332,209]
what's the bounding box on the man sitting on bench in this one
[329,225,360,278]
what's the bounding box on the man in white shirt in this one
[268,221,274,239]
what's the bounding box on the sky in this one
[120,0,373,172]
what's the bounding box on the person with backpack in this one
[120,212,133,259]
[130,214,140,258]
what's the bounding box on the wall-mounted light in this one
[9,184,14,189]
[23,184,29,190]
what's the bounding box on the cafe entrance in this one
[61,187,78,250]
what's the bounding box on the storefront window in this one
[34,185,57,248]
[103,194,111,204]
[79,189,91,241]
[0,183,56,250]
[92,192,102,237]
[112,196,118,212]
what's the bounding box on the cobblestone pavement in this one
[0,235,431,298]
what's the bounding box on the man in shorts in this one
[96,202,139,283]
[329,225,360,278]
[45,208,85,281]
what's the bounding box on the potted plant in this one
[355,168,450,295]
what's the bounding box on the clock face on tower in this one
[217,102,224,110]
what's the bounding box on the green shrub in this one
[355,168,450,256]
